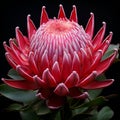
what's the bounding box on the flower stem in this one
[60,102,72,120]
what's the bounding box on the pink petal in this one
[62,51,72,81]
[65,71,79,88]
[84,50,102,76]
[99,32,113,54]
[23,36,29,45]
[72,51,81,75]
[89,50,103,70]
[4,40,28,66]
[9,39,23,56]
[40,50,49,71]
[15,27,28,50]
[46,94,65,109]
[5,53,17,69]
[3,42,21,65]
[40,6,49,25]
[79,71,97,87]
[95,50,118,75]
[54,83,69,96]
[2,78,37,90]
[28,52,39,75]
[36,88,52,99]
[52,61,61,83]
[3,41,12,52]
[33,75,47,88]
[69,87,88,99]
[27,14,36,39]
[69,5,78,22]
[16,65,33,81]
[42,68,57,87]
[85,12,94,39]
[58,4,66,19]
[81,79,114,89]
[80,48,91,73]
[92,22,106,48]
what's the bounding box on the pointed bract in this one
[65,71,79,88]
[70,5,78,22]
[2,78,37,90]
[16,65,33,81]
[46,94,65,109]
[81,79,114,89]
[95,50,118,75]
[29,52,39,75]
[79,71,97,87]
[85,12,94,39]
[40,6,49,25]
[58,4,66,19]
[5,53,17,69]
[54,83,69,96]
[52,61,61,83]
[27,14,36,39]
[42,68,57,87]
[92,22,106,48]
[16,27,28,50]
[99,32,113,54]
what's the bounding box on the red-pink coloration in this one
[2,5,117,109]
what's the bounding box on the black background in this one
[0,0,120,119]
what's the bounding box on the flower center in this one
[44,19,73,34]
[31,19,91,60]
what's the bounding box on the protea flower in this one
[2,5,117,109]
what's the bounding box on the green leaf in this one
[55,111,61,120]
[97,106,114,120]
[72,107,88,115]
[96,74,106,81]
[7,103,23,111]
[71,113,93,120]
[89,110,98,120]
[0,84,37,103]
[102,44,119,60]
[88,89,103,100]
[72,108,98,120]
[33,101,51,115]
[72,96,107,109]
[8,68,24,80]
[88,74,106,99]
[108,44,119,51]
[20,108,39,120]
[71,97,107,120]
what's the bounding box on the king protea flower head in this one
[2,5,117,109]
